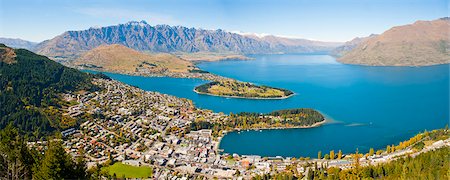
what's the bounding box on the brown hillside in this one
[339,18,450,66]
[74,44,194,74]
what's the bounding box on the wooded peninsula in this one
[190,108,325,137]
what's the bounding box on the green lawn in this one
[101,162,152,178]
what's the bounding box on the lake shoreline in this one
[215,118,328,154]
[81,68,295,100]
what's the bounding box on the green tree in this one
[318,151,322,159]
[0,125,35,179]
[33,138,86,179]
[330,150,335,160]
[74,154,88,179]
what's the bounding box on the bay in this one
[89,54,449,157]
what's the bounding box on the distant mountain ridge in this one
[34,21,341,58]
[338,18,450,66]
[245,35,342,54]
[0,38,37,50]
[331,34,378,57]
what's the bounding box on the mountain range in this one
[0,37,37,50]
[33,21,340,59]
[336,18,450,66]
[331,34,378,57]
[1,18,448,67]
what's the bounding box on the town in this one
[28,78,450,179]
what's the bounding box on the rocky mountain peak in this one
[124,20,149,26]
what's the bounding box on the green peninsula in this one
[194,80,294,99]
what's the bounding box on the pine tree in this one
[318,151,322,159]
[74,154,88,179]
[0,125,35,180]
[33,138,86,179]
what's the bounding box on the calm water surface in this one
[91,54,449,157]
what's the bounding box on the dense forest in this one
[0,125,89,179]
[0,44,103,139]
[195,80,294,98]
[190,108,325,137]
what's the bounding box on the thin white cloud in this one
[75,7,178,25]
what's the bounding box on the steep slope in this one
[0,44,100,138]
[331,34,377,57]
[34,21,340,58]
[74,44,194,74]
[338,18,450,66]
[0,37,38,50]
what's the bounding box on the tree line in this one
[190,108,325,137]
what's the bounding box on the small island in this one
[194,80,294,99]
[191,108,326,137]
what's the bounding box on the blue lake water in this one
[88,54,450,158]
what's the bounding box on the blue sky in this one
[0,0,447,42]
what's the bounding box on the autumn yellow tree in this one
[369,148,374,156]
[337,150,342,159]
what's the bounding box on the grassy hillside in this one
[194,80,293,99]
[0,44,100,138]
[75,44,194,74]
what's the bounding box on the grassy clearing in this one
[101,162,152,178]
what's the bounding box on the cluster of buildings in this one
[55,78,450,179]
